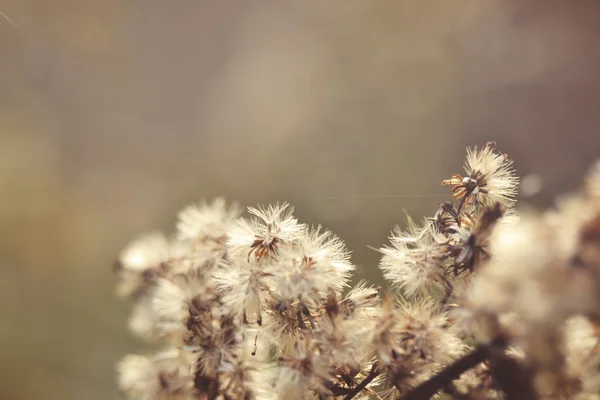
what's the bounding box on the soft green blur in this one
[2,1,600,399]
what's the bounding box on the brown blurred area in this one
[2,1,600,399]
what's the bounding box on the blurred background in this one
[2,0,600,399]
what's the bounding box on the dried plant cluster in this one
[114,143,600,400]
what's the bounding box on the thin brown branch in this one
[343,363,380,400]
[439,273,454,307]
[328,384,354,396]
[302,305,317,329]
[397,343,494,400]
[455,196,468,226]
[488,349,537,400]
[397,337,535,400]
[297,310,308,330]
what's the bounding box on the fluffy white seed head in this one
[214,259,273,325]
[564,316,600,397]
[379,218,448,298]
[116,231,172,298]
[545,194,596,261]
[153,268,218,341]
[117,350,195,400]
[227,202,305,262]
[119,232,171,272]
[176,198,241,248]
[468,212,600,348]
[339,281,381,318]
[467,216,556,338]
[275,336,333,398]
[128,296,160,341]
[293,226,355,293]
[464,143,519,208]
[398,298,466,365]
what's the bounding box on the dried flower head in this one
[115,232,173,298]
[214,258,272,326]
[117,350,195,400]
[176,198,241,248]
[447,203,504,274]
[228,202,304,263]
[378,217,449,298]
[153,266,218,342]
[442,142,519,209]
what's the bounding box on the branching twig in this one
[397,342,495,400]
[397,336,535,400]
[343,363,380,400]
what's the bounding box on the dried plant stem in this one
[439,273,454,307]
[328,384,354,397]
[297,310,308,329]
[398,343,493,400]
[399,337,536,400]
[455,196,468,226]
[343,363,380,400]
[303,305,317,329]
[488,350,537,400]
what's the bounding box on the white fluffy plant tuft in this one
[114,143,600,400]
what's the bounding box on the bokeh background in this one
[2,1,600,399]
